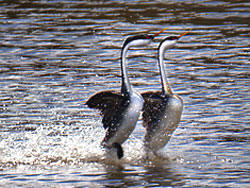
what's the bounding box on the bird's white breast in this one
[108,90,143,145]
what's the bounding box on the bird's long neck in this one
[158,46,173,96]
[121,44,132,95]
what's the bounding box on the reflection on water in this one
[0,0,249,187]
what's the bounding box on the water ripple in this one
[0,0,249,187]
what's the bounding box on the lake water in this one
[0,0,249,187]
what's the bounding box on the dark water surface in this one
[0,0,249,187]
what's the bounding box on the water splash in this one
[0,118,179,170]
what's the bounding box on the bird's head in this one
[159,29,191,51]
[123,27,167,48]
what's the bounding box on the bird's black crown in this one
[123,34,153,47]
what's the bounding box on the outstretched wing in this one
[141,91,167,131]
[85,90,129,129]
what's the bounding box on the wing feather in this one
[85,91,129,129]
[141,91,168,131]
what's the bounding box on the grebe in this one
[142,30,190,157]
[86,28,167,159]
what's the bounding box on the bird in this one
[141,30,190,158]
[85,28,167,159]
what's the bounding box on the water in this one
[0,0,249,187]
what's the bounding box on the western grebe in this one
[86,28,167,159]
[142,30,190,157]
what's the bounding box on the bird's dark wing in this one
[85,91,129,129]
[141,91,168,131]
